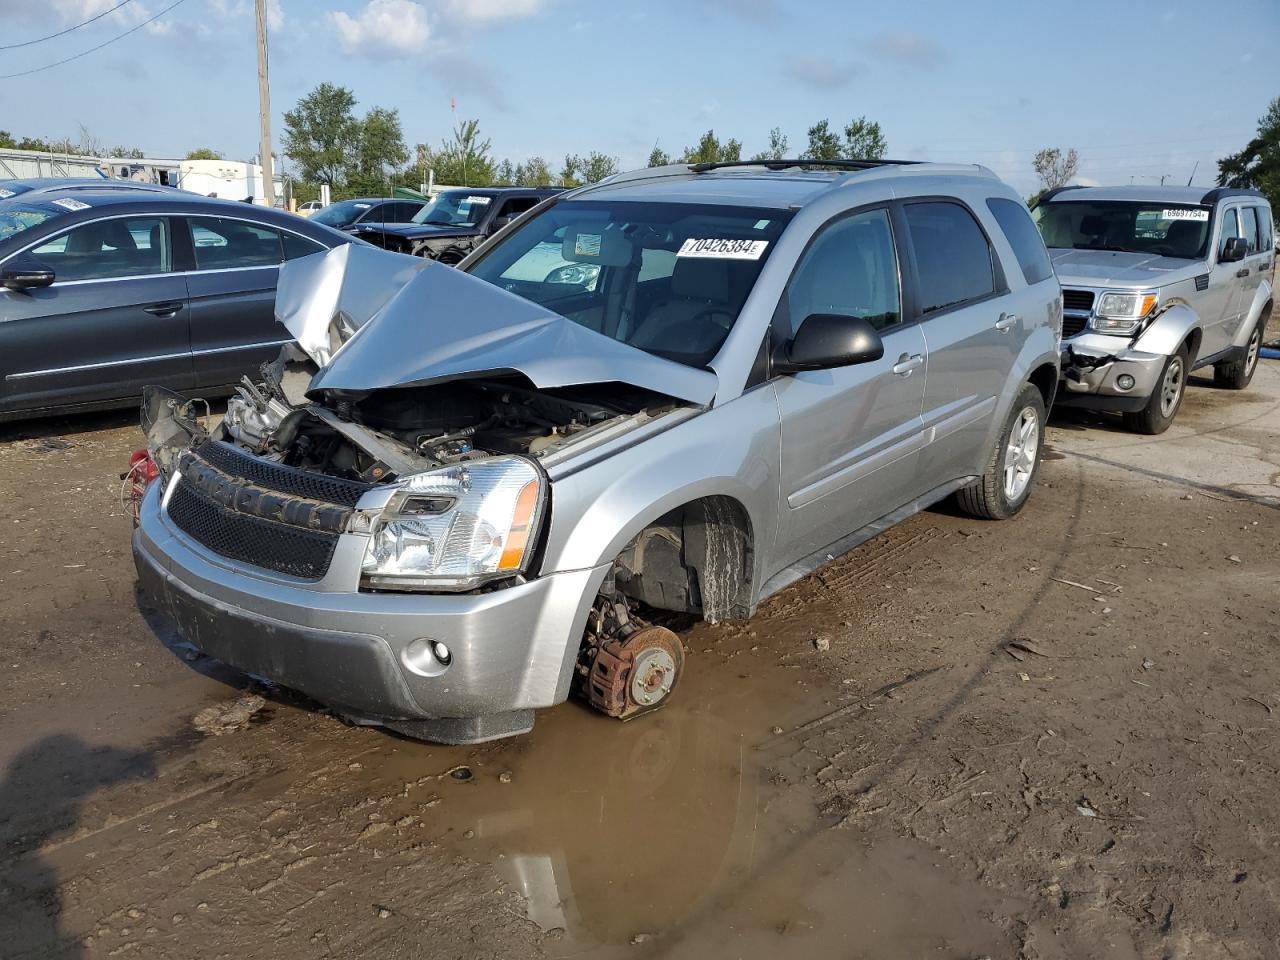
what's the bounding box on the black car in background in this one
[307,197,426,233]
[0,187,355,422]
[355,187,562,263]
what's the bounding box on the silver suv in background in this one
[133,159,1061,744]
[1035,186,1274,433]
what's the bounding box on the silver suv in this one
[132,160,1061,744]
[1035,185,1274,433]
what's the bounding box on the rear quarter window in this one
[987,197,1054,285]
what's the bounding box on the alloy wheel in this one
[1003,406,1040,501]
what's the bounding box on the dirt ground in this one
[1,356,1278,960]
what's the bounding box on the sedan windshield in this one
[466,200,793,367]
[410,190,493,227]
[0,205,57,242]
[1033,200,1211,259]
[311,199,375,228]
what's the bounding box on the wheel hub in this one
[576,599,686,720]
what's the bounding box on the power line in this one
[0,0,139,51]
[0,0,186,80]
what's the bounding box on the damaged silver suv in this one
[133,159,1061,744]
[1035,185,1274,433]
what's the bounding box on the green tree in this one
[356,106,408,182]
[647,145,672,167]
[282,82,360,185]
[0,131,15,149]
[804,117,886,161]
[681,130,742,165]
[580,151,620,184]
[516,156,552,186]
[426,118,495,187]
[1218,96,1280,213]
[751,126,789,161]
[560,154,582,187]
[1032,146,1080,192]
[494,158,516,185]
[185,147,224,161]
[843,117,886,159]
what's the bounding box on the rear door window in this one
[281,231,326,260]
[188,216,284,270]
[904,202,996,314]
[29,216,171,282]
[986,198,1054,285]
[1240,207,1260,255]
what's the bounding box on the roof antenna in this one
[1186,160,1198,187]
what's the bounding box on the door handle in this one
[994,312,1019,332]
[1235,268,1250,278]
[144,301,183,317]
[891,353,924,376]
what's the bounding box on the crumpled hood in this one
[1049,248,1204,288]
[276,243,718,407]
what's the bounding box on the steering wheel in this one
[688,306,737,330]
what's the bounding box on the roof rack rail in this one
[1200,186,1266,205]
[689,158,921,173]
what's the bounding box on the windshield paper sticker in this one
[678,238,769,260]
[1162,208,1208,222]
[463,196,491,205]
[51,197,90,211]
[574,233,602,257]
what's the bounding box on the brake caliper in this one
[575,591,685,720]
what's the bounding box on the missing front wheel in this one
[574,591,685,720]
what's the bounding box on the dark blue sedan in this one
[0,187,354,422]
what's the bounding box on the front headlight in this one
[361,457,544,592]
[1092,291,1159,335]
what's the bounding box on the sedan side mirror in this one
[1220,236,1249,263]
[776,313,885,372]
[1,256,55,291]
[490,216,513,232]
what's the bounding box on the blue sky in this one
[1,0,1276,195]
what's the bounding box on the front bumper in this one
[133,481,608,743]
[1057,332,1166,413]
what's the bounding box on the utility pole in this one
[255,0,276,207]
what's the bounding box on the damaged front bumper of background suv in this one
[132,245,714,744]
[1057,332,1169,413]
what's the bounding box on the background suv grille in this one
[1061,289,1094,339]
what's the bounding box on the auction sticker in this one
[0,187,14,199]
[1162,208,1208,222]
[574,233,602,257]
[51,197,90,211]
[463,196,491,205]
[678,238,769,259]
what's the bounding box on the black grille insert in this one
[1062,314,1089,338]
[1062,289,1095,312]
[167,482,339,580]
[196,441,371,507]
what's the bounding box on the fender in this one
[1235,278,1274,347]
[537,386,782,601]
[978,324,1059,464]
[1133,303,1202,359]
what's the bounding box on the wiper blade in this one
[1073,244,1133,253]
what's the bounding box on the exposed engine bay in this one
[214,343,679,486]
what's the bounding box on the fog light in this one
[1116,374,1136,391]
[401,638,451,677]
[431,641,452,666]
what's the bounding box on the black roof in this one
[434,186,564,196]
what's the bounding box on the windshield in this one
[411,191,493,226]
[1033,200,1211,259]
[0,205,57,242]
[466,200,793,367]
[311,199,375,228]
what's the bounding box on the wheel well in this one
[1182,327,1202,364]
[1027,362,1057,409]
[611,495,754,623]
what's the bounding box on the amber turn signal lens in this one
[497,479,540,571]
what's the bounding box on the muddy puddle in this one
[351,623,1020,958]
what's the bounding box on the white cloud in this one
[871,31,945,66]
[783,55,859,90]
[207,0,284,31]
[437,0,548,23]
[331,0,430,57]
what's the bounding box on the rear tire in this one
[956,383,1046,520]
[1214,313,1268,390]
[1122,346,1188,434]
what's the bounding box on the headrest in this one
[1165,220,1201,253]
[560,224,633,266]
[670,257,732,301]
[1078,215,1103,235]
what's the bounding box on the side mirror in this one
[1,256,55,291]
[490,216,513,232]
[777,313,885,372]
[1220,236,1249,263]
